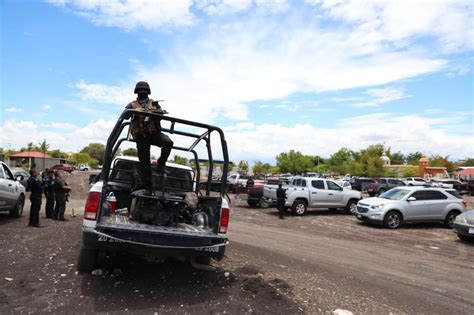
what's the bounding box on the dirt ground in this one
[1,171,473,314]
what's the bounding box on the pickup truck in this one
[227,174,249,193]
[285,176,362,215]
[77,110,230,272]
[0,162,26,217]
[367,178,406,197]
[350,177,376,192]
[403,177,429,186]
[261,177,291,207]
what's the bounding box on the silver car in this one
[355,187,466,229]
[453,210,474,241]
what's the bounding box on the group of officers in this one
[27,169,71,227]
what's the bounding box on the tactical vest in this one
[130,99,159,138]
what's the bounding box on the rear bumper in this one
[82,228,228,259]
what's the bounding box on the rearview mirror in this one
[407,196,416,202]
[16,175,24,181]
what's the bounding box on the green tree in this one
[402,167,419,177]
[406,152,423,165]
[366,156,384,177]
[275,150,313,174]
[252,161,265,176]
[347,161,364,176]
[122,148,138,156]
[460,158,474,166]
[173,155,188,166]
[49,149,68,159]
[73,152,91,164]
[238,160,249,175]
[80,143,105,164]
[328,148,355,174]
[389,151,405,165]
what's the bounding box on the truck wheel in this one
[457,234,472,242]
[10,194,24,218]
[292,200,307,216]
[344,199,357,214]
[77,246,98,273]
[384,211,403,229]
[259,199,270,208]
[247,200,259,207]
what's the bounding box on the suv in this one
[0,162,26,217]
[350,178,376,192]
[78,110,230,272]
[285,176,362,215]
[355,187,466,229]
[368,178,405,197]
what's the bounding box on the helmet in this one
[134,81,151,94]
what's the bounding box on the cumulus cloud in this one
[5,107,22,113]
[74,80,130,106]
[43,104,52,110]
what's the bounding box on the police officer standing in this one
[276,183,287,219]
[27,170,44,227]
[53,171,71,221]
[43,169,55,219]
[124,81,173,193]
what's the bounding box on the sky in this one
[1,0,473,164]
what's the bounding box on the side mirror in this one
[407,196,416,202]
[16,175,24,181]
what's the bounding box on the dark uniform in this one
[53,178,67,220]
[125,81,173,190]
[246,178,255,188]
[28,176,43,226]
[276,185,286,219]
[43,173,55,218]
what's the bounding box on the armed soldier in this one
[27,170,44,227]
[43,169,55,219]
[53,171,71,221]
[125,81,173,193]
[276,183,287,219]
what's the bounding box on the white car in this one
[285,176,362,215]
[356,187,466,229]
[335,180,352,190]
[0,162,26,217]
[403,177,428,186]
[78,164,90,171]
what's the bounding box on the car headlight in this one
[455,215,467,224]
[370,204,384,210]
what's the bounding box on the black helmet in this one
[134,81,151,94]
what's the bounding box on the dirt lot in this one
[1,171,473,314]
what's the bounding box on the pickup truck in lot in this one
[285,176,362,215]
[368,178,406,197]
[0,162,26,217]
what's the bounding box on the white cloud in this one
[351,87,409,108]
[41,122,79,130]
[48,0,195,30]
[43,104,52,110]
[5,107,22,113]
[74,80,130,106]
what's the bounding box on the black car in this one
[350,178,376,192]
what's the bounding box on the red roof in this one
[454,169,474,175]
[9,151,52,158]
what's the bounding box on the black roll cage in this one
[101,109,229,197]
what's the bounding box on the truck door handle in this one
[328,193,334,195]
[312,192,317,194]
[8,184,12,186]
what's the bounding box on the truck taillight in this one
[84,191,101,220]
[219,207,230,234]
[462,200,467,209]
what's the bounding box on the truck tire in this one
[292,200,307,216]
[77,246,99,273]
[259,199,270,208]
[344,199,357,214]
[247,200,259,207]
[10,194,24,218]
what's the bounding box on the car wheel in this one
[345,199,357,214]
[77,246,98,272]
[292,200,307,216]
[247,200,259,207]
[457,234,473,242]
[444,211,460,228]
[377,188,386,196]
[384,211,403,229]
[259,199,270,208]
[10,194,25,218]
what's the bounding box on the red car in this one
[50,164,75,173]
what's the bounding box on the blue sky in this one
[1,0,473,163]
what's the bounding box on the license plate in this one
[469,228,474,234]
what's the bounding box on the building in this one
[453,167,474,181]
[381,152,447,179]
[7,151,68,170]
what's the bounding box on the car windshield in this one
[379,188,410,200]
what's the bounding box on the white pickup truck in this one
[285,176,362,215]
[0,161,26,217]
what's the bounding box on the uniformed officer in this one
[276,183,287,219]
[53,171,71,221]
[43,169,55,219]
[27,170,44,227]
[124,81,173,192]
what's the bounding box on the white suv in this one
[0,162,26,217]
[356,186,466,229]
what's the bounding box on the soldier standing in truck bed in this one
[124,81,174,193]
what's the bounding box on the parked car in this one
[438,180,466,194]
[350,178,376,192]
[403,177,428,186]
[78,164,90,171]
[0,162,26,217]
[77,111,230,272]
[50,164,75,173]
[10,167,30,190]
[285,176,362,215]
[427,179,453,189]
[367,178,405,197]
[335,180,352,190]
[462,180,474,196]
[355,187,466,229]
[452,210,474,241]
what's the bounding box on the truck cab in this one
[285,176,362,215]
